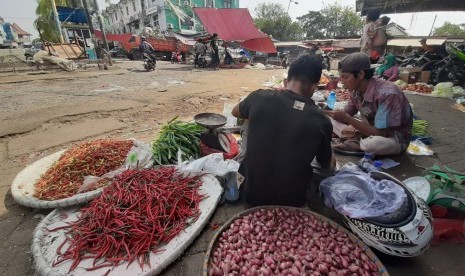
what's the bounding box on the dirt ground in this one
[1,60,465,276]
[0,60,285,275]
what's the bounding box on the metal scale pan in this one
[194,113,230,152]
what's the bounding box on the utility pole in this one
[287,0,298,13]
[428,14,438,36]
[82,0,95,34]
[93,0,113,65]
[50,0,65,43]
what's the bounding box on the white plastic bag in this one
[407,139,434,156]
[176,153,239,176]
[320,164,407,219]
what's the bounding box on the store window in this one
[205,0,214,8]
[152,14,159,27]
[224,0,232,8]
[182,17,194,27]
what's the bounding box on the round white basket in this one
[32,174,223,276]
[11,150,106,209]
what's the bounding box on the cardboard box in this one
[398,67,426,84]
[399,67,422,73]
[420,71,431,83]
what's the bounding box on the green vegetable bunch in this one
[151,118,205,165]
[412,120,428,137]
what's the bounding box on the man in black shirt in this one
[210,33,220,70]
[232,55,334,207]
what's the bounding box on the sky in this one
[1,0,464,39]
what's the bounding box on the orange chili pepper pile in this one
[50,167,205,272]
[34,139,133,200]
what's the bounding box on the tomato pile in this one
[404,84,432,94]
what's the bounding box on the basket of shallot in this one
[203,206,389,276]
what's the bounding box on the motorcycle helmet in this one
[344,171,433,257]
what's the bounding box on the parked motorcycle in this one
[143,53,156,71]
[435,44,465,86]
[422,44,465,85]
[400,51,443,69]
[195,53,208,68]
[171,52,182,63]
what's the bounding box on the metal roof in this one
[274,41,305,47]
[387,38,446,47]
[356,0,465,15]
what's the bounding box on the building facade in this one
[102,0,239,35]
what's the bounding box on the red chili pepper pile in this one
[34,139,133,200]
[51,167,205,272]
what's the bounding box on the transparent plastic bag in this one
[407,139,434,156]
[176,153,239,177]
[78,140,154,192]
[320,164,407,218]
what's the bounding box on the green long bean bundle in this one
[151,118,204,165]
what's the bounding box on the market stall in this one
[11,111,447,275]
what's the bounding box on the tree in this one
[296,11,326,39]
[253,3,303,42]
[433,22,465,36]
[298,3,363,39]
[35,0,73,42]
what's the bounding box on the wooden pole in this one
[50,0,64,43]
[93,0,112,65]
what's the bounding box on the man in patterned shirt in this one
[325,52,413,156]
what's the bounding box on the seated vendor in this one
[232,55,335,207]
[325,52,413,156]
[376,54,398,82]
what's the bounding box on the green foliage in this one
[433,22,465,36]
[298,3,363,39]
[35,0,73,42]
[253,3,303,42]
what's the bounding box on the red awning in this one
[193,8,276,53]
[94,30,132,44]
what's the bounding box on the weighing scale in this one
[194,113,230,153]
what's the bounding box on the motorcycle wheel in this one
[133,50,143,61]
[437,62,465,86]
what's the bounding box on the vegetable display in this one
[412,120,428,137]
[151,119,204,165]
[51,167,205,272]
[404,84,432,94]
[209,208,380,276]
[34,139,133,200]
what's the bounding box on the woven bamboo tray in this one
[203,206,389,276]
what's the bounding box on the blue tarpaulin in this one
[3,23,15,41]
[57,6,88,24]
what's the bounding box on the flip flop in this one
[333,140,365,156]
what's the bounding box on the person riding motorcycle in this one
[139,36,156,63]
[194,38,207,67]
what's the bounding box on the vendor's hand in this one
[324,110,351,124]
